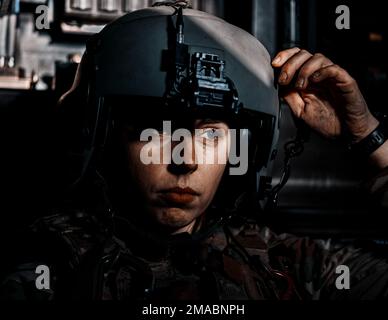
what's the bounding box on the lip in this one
[159,187,200,205]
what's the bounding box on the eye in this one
[199,128,224,141]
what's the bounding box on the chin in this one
[153,207,198,229]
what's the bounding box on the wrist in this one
[350,114,379,143]
[348,119,387,157]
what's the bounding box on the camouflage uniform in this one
[1,168,388,300]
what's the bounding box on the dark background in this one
[0,0,387,241]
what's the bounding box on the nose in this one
[167,137,198,175]
[168,161,198,175]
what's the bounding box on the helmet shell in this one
[94,7,278,119]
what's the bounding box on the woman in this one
[1,4,388,300]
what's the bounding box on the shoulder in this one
[215,220,388,299]
[28,211,110,265]
[260,226,388,299]
[0,211,111,300]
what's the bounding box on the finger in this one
[283,91,305,118]
[310,64,356,93]
[272,47,301,67]
[277,49,313,85]
[295,53,333,89]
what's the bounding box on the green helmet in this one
[60,5,280,210]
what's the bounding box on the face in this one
[122,119,230,234]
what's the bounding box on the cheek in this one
[200,164,226,195]
[126,143,159,188]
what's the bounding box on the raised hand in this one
[272,47,378,143]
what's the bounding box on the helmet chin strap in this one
[266,117,309,211]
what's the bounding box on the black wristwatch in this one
[349,122,387,156]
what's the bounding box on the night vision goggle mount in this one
[165,7,241,114]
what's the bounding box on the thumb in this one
[283,91,305,119]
